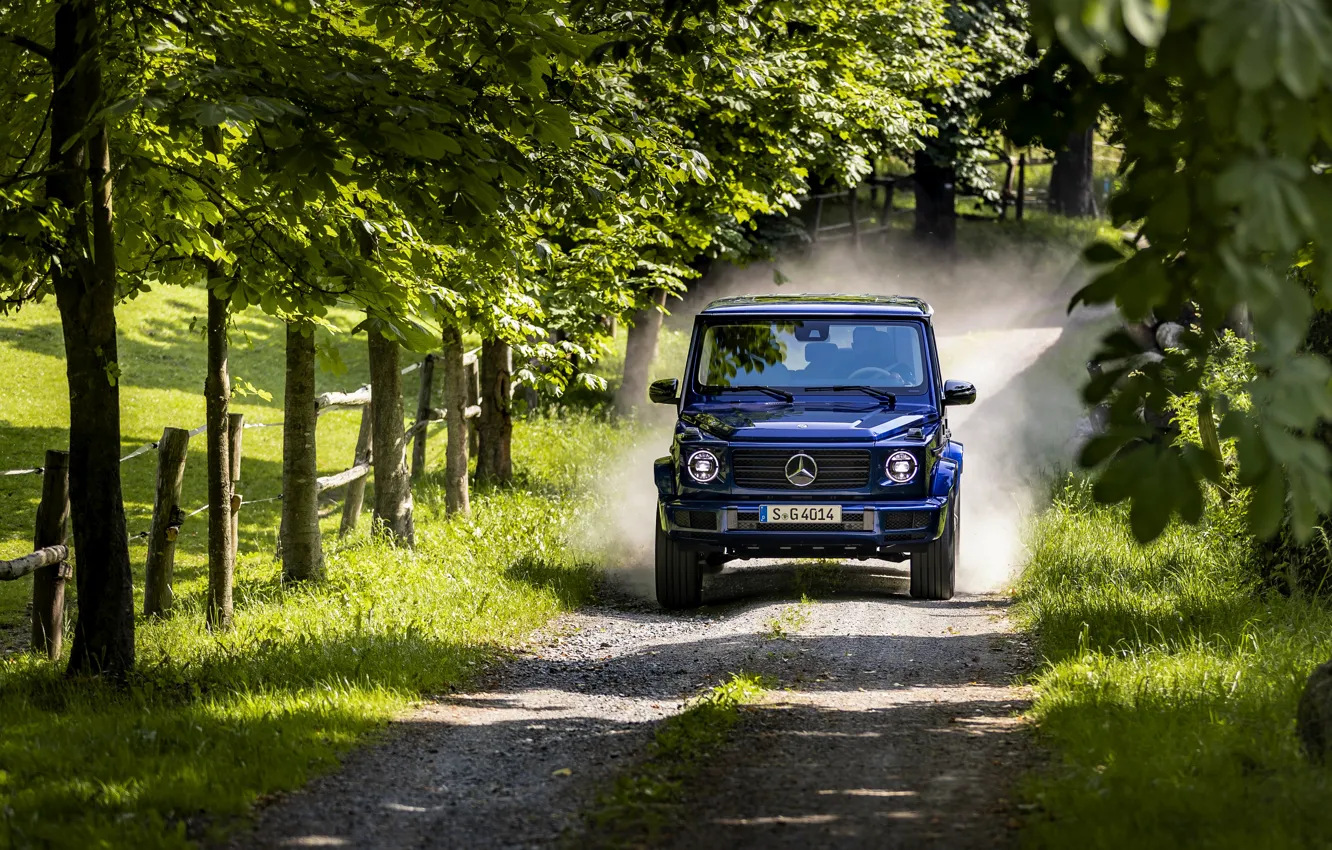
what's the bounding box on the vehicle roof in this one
[698,293,933,319]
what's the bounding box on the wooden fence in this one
[803,155,1063,244]
[0,348,482,649]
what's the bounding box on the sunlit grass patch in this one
[0,306,653,847]
[1016,478,1332,849]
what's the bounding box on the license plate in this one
[760,505,842,524]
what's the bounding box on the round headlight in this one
[686,449,721,484]
[886,451,917,484]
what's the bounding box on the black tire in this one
[655,521,703,609]
[910,487,958,600]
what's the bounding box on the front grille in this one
[732,450,871,490]
[735,510,866,532]
[674,509,718,530]
[882,511,929,530]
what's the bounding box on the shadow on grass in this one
[1030,592,1261,664]
[505,556,601,609]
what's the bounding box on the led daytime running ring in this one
[686,449,721,483]
[886,450,918,484]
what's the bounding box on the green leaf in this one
[1082,241,1126,265]
[1122,0,1169,47]
[1247,464,1286,538]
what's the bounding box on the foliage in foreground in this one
[1016,479,1332,849]
[0,413,636,849]
[582,673,769,847]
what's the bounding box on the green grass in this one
[582,673,770,847]
[1016,479,1332,849]
[0,284,651,848]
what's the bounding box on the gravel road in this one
[239,564,1031,850]
[239,288,1080,849]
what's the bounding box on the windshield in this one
[694,319,928,394]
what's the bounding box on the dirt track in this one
[239,567,1031,849]
[239,264,1096,849]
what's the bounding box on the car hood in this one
[681,405,934,443]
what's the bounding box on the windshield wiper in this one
[804,386,897,408]
[714,385,794,402]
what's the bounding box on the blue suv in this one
[649,294,976,608]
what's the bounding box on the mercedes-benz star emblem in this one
[785,453,818,487]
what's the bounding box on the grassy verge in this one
[1016,479,1332,849]
[0,414,636,848]
[0,284,653,848]
[582,673,769,848]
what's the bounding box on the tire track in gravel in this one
[239,565,1031,850]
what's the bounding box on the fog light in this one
[886,451,917,483]
[686,449,721,483]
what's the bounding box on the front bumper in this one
[661,498,948,558]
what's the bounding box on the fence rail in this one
[798,153,1092,243]
[1,345,485,643]
[0,546,69,581]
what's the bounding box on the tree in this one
[909,1,1027,245]
[1022,0,1332,544]
[366,320,415,544]
[476,339,513,486]
[280,322,323,582]
[984,40,1104,219]
[0,0,137,676]
[1048,127,1097,217]
[440,323,470,516]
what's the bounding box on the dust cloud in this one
[583,236,1111,596]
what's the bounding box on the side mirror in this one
[943,379,976,406]
[649,378,680,405]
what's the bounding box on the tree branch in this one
[0,31,54,62]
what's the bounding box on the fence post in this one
[143,427,191,617]
[882,181,895,230]
[999,157,1015,220]
[1016,153,1026,223]
[465,354,481,459]
[411,354,436,481]
[228,413,244,565]
[848,187,861,249]
[30,450,69,660]
[339,407,373,537]
[811,195,824,242]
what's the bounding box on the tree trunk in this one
[441,324,470,516]
[615,289,667,416]
[913,150,956,246]
[477,339,513,486]
[368,329,414,544]
[281,324,324,582]
[50,0,135,677]
[1050,127,1096,218]
[204,282,234,629]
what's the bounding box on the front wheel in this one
[655,521,702,609]
[910,489,958,600]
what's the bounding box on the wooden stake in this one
[144,427,190,617]
[411,354,436,481]
[339,407,373,537]
[228,412,244,565]
[31,450,69,659]
[1016,153,1026,223]
[849,186,861,249]
[465,355,481,459]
